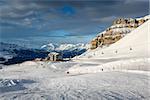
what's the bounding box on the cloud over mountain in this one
[0,0,149,47]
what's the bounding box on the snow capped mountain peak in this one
[41,43,55,51]
[40,43,89,58]
[55,43,88,51]
[143,15,150,20]
[136,15,150,20]
[40,43,89,51]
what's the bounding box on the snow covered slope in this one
[0,61,149,100]
[78,20,150,59]
[68,18,149,74]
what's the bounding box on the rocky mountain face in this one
[90,16,149,49]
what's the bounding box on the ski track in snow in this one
[0,61,150,100]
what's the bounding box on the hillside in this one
[89,15,149,50]
[78,15,150,59]
[68,15,150,74]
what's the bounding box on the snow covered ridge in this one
[41,43,89,51]
[79,17,150,59]
[70,16,150,74]
[136,15,150,20]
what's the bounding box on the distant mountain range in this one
[0,42,48,65]
[0,42,88,65]
[40,43,89,58]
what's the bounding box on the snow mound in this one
[20,61,37,66]
[51,62,77,71]
[50,64,57,69]
[67,58,150,74]
[0,79,20,87]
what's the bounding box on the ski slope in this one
[79,20,150,59]
[0,61,150,100]
[68,19,150,74]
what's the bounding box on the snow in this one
[0,61,149,99]
[78,19,150,59]
[136,15,150,20]
[0,53,150,99]
[20,61,38,66]
[55,43,88,51]
[68,58,150,74]
[0,79,19,87]
[41,43,55,51]
[0,16,149,100]
[41,43,89,51]
[110,27,134,34]
[48,52,59,55]
[68,19,150,75]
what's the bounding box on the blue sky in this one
[0,0,149,48]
